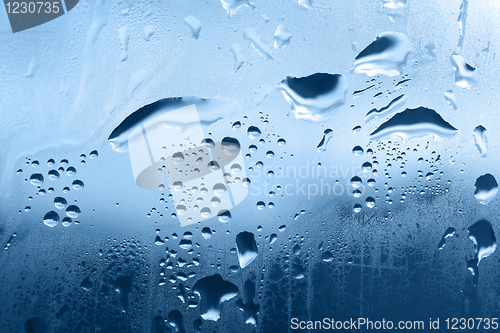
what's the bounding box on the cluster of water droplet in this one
[19,150,98,227]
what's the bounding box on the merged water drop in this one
[192,274,238,321]
[467,219,496,286]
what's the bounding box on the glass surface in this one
[1,0,500,332]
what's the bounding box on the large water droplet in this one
[213,183,227,196]
[30,173,44,186]
[48,170,60,180]
[54,197,68,209]
[352,32,413,76]
[474,173,498,205]
[66,205,81,218]
[43,211,59,227]
[277,73,348,122]
[72,180,84,190]
[192,274,238,321]
[221,137,240,156]
[370,107,458,142]
[247,126,261,139]
[236,231,258,268]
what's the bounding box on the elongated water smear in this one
[243,28,275,60]
[450,54,477,89]
[457,0,468,51]
[108,97,238,153]
[364,94,407,123]
[473,125,487,157]
[317,129,333,152]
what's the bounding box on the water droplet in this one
[247,126,262,139]
[66,205,81,218]
[278,138,286,146]
[217,210,232,223]
[89,150,99,159]
[30,173,44,186]
[365,197,376,208]
[451,54,477,89]
[48,170,60,180]
[184,15,201,39]
[192,274,238,321]
[380,0,406,9]
[438,227,456,250]
[213,183,227,196]
[202,227,212,239]
[72,180,84,190]
[473,125,488,158]
[43,211,59,227]
[474,173,498,205]
[232,121,241,130]
[62,217,72,227]
[274,24,292,50]
[370,107,458,142]
[172,152,184,164]
[54,197,68,209]
[353,204,362,213]
[256,201,266,210]
[277,73,348,121]
[221,0,255,17]
[66,166,77,176]
[352,146,364,156]
[352,32,413,77]
[322,251,334,262]
[221,137,241,156]
[236,231,258,268]
[208,161,220,171]
[317,129,333,152]
[200,207,211,217]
